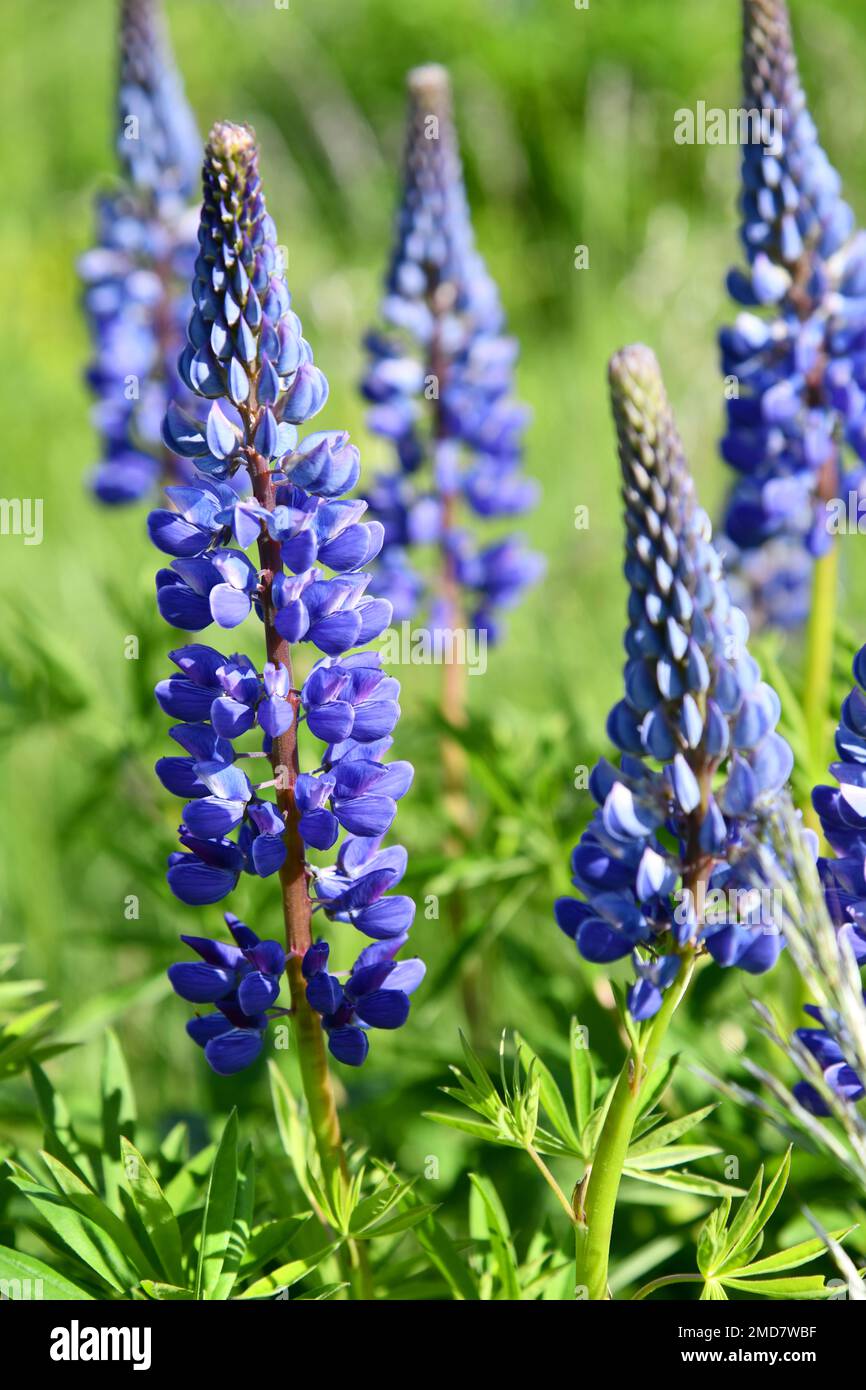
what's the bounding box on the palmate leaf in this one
[687,1151,850,1301]
[516,1033,582,1153]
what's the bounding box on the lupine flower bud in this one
[361,65,541,641]
[556,346,796,1018]
[719,0,866,626]
[152,122,423,1071]
[80,0,201,504]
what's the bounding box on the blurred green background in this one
[2,0,866,1289]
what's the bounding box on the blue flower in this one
[151,123,421,1069]
[302,935,425,1066]
[81,0,202,504]
[170,913,286,1074]
[360,64,541,644]
[719,0,866,626]
[812,643,866,965]
[555,346,794,1019]
[791,1000,866,1116]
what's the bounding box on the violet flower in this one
[361,64,541,644]
[80,0,201,504]
[152,122,423,1070]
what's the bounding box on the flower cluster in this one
[793,643,866,1112]
[152,121,423,1069]
[303,931,424,1066]
[719,0,866,627]
[555,346,795,1020]
[168,913,286,1075]
[80,0,202,503]
[361,64,541,642]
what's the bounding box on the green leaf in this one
[195,1111,238,1300]
[625,1144,721,1172]
[457,1032,499,1103]
[718,1149,791,1271]
[697,1199,731,1277]
[358,1203,440,1239]
[724,1228,856,1279]
[424,1111,516,1146]
[140,1281,196,1300]
[628,1105,718,1157]
[37,1151,154,1277]
[269,1062,318,1207]
[349,1174,412,1235]
[120,1138,184,1287]
[412,1212,479,1301]
[101,1031,136,1158]
[722,1274,830,1299]
[240,1216,313,1277]
[516,1034,580,1151]
[0,1244,94,1300]
[569,1017,595,1137]
[211,1143,254,1301]
[468,1173,521,1301]
[6,1163,133,1293]
[637,1055,679,1116]
[294,1282,348,1301]
[623,1167,744,1198]
[238,1244,337,1299]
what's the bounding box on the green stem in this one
[249,446,374,1302]
[802,541,839,837]
[574,955,695,1301]
[631,1272,703,1301]
[525,1143,579,1227]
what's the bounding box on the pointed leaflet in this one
[468,1173,521,1301]
[0,1245,94,1300]
[210,1142,254,1300]
[120,1137,184,1287]
[195,1110,239,1300]
[101,1030,137,1157]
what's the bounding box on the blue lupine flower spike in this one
[151,121,423,1072]
[361,64,542,645]
[719,0,866,628]
[786,647,866,1113]
[556,345,797,1020]
[80,0,201,504]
